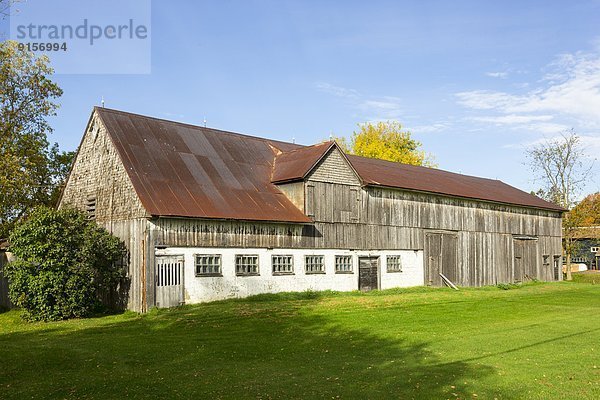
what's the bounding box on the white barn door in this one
[155,255,185,308]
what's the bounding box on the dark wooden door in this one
[513,239,538,282]
[425,232,458,287]
[359,257,379,291]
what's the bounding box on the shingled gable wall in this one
[306,146,361,186]
[59,111,151,312]
[59,111,148,222]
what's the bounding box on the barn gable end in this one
[59,111,148,221]
[306,146,361,186]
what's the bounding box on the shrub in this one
[5,206,126,321]
[496,283,520,290]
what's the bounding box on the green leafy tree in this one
[0,40,72,237]
[5,207,127,321]
[328,121,436,167]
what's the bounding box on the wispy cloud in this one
[315,82,359,99]
[485,71,508,79]
[504,134,600,161]
[315,82,403,120]
[469,114,554,125]
[457,50,600,131]
[411,122,451,134]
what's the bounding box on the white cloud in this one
[316,83,404,120]
[411,122,450,134]
[485,71,508,79]
[504,134,600,161]
[457,50,600,128]
[469,114,554,125]
[358,97,403,119]
[315,82,359,99]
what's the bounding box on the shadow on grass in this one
[0,298,501,400]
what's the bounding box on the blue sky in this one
[4,0,600,196]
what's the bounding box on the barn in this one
[58,107,564,311]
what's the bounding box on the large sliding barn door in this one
[513,238,538,282]
[425,232,458,287]
[155,255,185,308]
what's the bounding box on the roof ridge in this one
[276,140,333,156]
[94,106,304,149]
[346,153,502,183]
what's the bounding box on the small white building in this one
[58,107,564,311]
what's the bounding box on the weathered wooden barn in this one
[59,107,564,311]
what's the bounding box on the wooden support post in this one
[439,273,459,290]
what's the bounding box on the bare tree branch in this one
[526,129,594,280]
[0,0,21,19]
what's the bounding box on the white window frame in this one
[335,255,353,274]
[195,254,222,276]
[386,255,402,273]
[272,255,294,275]
[305,255,325,274]
[235,255,259,276]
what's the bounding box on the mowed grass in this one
[1,283,599,399]
[572,270,600,284]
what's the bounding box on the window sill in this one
[195,273,223,278]
[272,272,295,276]
[386,270,403,273]
[305,271,326,275]
[335,271,354,274]
[236,273,260,277]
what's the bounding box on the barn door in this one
[358,257,379,291]
[513,238,538,282]
[425,232,458,287]
[155,255,184,308]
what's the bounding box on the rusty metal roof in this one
[271,141,335,183]
[347,155,564,211]
[95,107,564,221]
[96,107,311,223]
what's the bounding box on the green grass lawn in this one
[1,282,599,399]
[572,270,600,284]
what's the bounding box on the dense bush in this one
[5,206,126,321]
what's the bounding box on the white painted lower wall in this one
[154,247,424,304]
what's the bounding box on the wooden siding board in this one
[307,147,361,186]
[99,219,148,312]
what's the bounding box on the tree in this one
[526,130,594,280]
[0,40,72,238]
[5,206,127,321]
[569,192,600,227]
[329,121,436,167]
[1,0,21,20]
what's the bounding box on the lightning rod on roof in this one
[292,136,295,144]
[101,96,105,108]
[203,117,207,127]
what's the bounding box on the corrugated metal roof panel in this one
[347,155,564,211]
[96,108,312,223]
[271,141,335,183]
[95,107,564,219]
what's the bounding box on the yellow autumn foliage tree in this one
[569,192,600,227]
[349,121,436,167]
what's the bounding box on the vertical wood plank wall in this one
[148,181,562,288]
[101,219,151,312]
